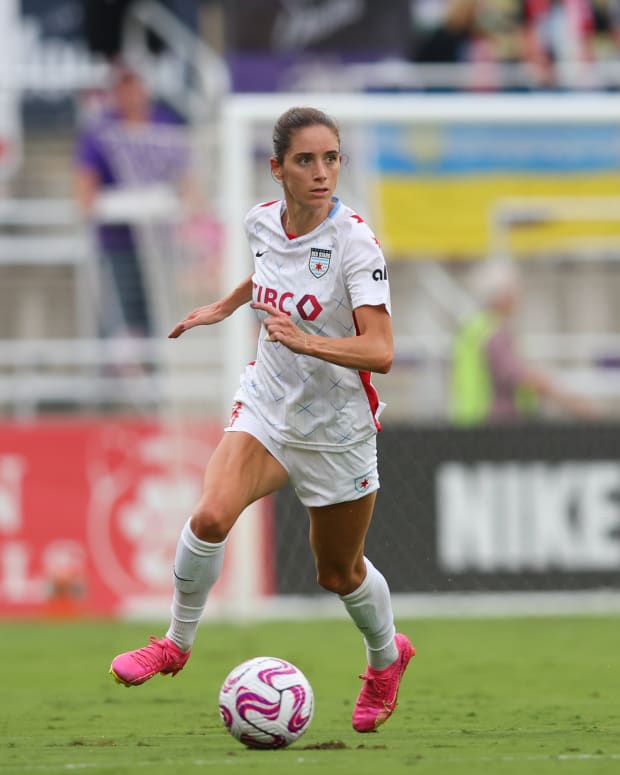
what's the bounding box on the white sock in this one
[165,518,226,652]
[339,556,398,670]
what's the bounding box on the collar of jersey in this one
[279,197,341,242]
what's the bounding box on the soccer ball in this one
[218,656,314,749]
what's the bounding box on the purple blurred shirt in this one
[74,104,190,251]
[485,324,528,422]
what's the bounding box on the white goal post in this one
[216,92,620,620]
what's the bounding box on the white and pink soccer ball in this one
[218,656,314,749]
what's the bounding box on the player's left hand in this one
[168,301,228,338]
[251,302,308,354]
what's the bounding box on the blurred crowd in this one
[410,0,620,90]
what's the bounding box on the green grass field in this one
[1,615,619,775]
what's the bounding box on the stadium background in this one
[1,0,620,621]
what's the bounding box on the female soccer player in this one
[110,106,414,733]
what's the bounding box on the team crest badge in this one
[309,248,331,278]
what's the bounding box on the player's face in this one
[274,125,341,210]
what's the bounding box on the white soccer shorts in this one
[224,400,379,507]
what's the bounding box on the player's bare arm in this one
[252,301,393,374]
[523,365,601,420]
[169,274,254,338]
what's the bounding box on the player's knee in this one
[316,566,359,596]
[190,501,230,543]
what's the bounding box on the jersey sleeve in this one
[343,220,391,315]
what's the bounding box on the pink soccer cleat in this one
[110,636,191,687]
[352,633,415,733]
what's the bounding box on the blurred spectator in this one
[517,0,595,88]
[73,60,200,341]
[476,1,531,76]
[449,259,600,424]
[412,0,482,64]
[409,0,617,91]
[590,0,620,62]
[410,0,511,90]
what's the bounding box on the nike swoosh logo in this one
[255,250,268,257]
[173,570,194,583]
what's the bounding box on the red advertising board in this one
[0,419,274,618]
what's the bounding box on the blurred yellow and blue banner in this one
[374,122,620,258]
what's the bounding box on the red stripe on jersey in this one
[260,200,280,207]
[230,400,242,425]
[359,368,382,431]
[353,312,382,432]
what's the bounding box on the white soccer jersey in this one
[234,197,391,451]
